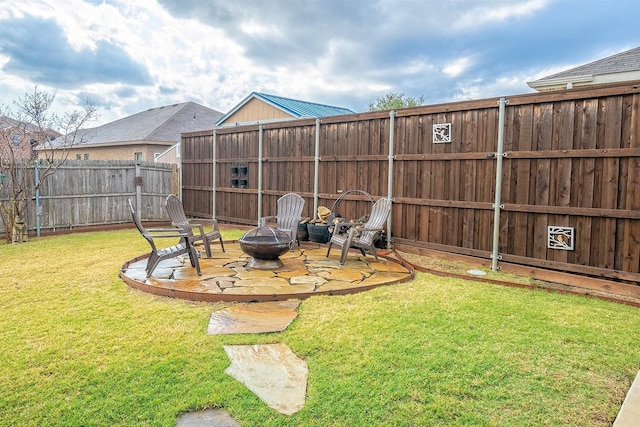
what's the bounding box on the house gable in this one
[216,92,355,127]
[528,46,640,91]
[222,97,293,125]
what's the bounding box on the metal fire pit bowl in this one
[239,226,292,269]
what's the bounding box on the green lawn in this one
[0,228,638,426]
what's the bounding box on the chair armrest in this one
[331,220,354,236]
[173,222,206,238]
[146,226,184,233]
[259,216,277,226]
[357,226,384,233]
[185,218,220,231]
[144,228,189,239]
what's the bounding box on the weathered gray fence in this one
[0,160,178,235]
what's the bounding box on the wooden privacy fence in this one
[181,81,640,284]
[0,160,178,235]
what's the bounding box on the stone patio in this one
[120,242,414,302]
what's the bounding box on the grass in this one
[0,228,638,426]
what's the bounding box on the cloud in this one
[443,57,474,78]
[0,0,638,128]
[0,17,152,88]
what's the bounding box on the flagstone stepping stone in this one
[157,258,186,269]
[207,300,301,335]
[275,269,309,279]
[226,283,316,295]
[234,269,276,279]
[233,277,290,288]
[277,259,307,272]
[125,259,148,270]
[121,268,148,281]
[193,281,223,293]
[304,249,335,260]
[368,260,411,273]
[224,343,308,415]
[146,278,178,289]
[175,408,239,427]
[174,267,235,281]
[213,277,237,289]
[280,250,303,260]
[289,275,327,287]
[224,261,247,268]
[615,369,640,426]
[318,269,365,282]
[306,260,342,269]
[200,258,240,268]
[148,267,174,279]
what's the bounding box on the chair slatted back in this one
[128,199,157,251]
[166,194,189,225]
[357,198,391,245]
[276,193,305,231]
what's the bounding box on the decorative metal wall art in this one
[433,123,452,143]
[547,226,575,250]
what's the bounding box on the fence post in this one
[491,98,507,271]
[135,162,142,219]
[387,110,396,250]
[314,118,321,219]
[257,125,264,224]
[212,130,217,219]
[34,159,41,237]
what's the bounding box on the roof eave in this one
[527,74,594,90]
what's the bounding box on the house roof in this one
[215,92,355,126]
[65,101,223,147]
[528,46,640,90]
[1,116,61,158]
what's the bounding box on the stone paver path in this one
[175,408,240,427]
[224,343,308,416]
[614,369,640,426]
[207,300,301,335]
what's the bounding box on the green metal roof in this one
[215,92,355,126]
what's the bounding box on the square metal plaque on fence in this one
[433,123,452,143]
[547,226,575,250]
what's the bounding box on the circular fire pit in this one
[239,226,292,269]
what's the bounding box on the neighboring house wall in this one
[223,98,292,124]
[154,143,179,164]
[45,102,223,164]
[58,142,172,162]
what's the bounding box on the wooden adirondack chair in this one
[128,199,201,277]
[165,194,225,258]
[259,193,305,247]
[326,197,392,265]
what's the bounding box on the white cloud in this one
[0,0,637,127]
[443,57,473,78]
[453,0,549,31]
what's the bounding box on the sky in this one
[0,0,639,128]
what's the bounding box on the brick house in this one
[44,102,223,163]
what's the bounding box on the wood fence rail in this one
[181,81,640,284]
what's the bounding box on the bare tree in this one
[0,87,98,242]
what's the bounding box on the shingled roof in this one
[528,46,640,91]
[68,101,223,147]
